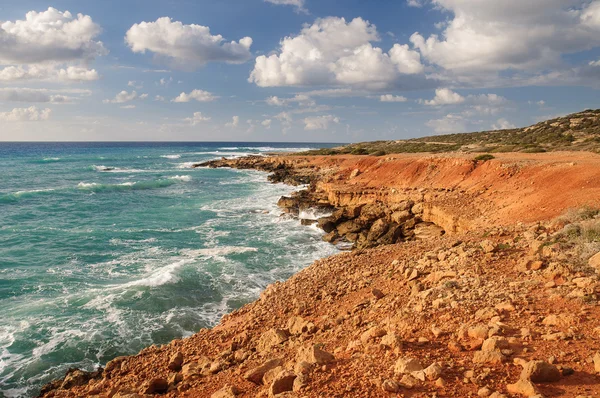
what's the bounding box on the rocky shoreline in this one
[39,152,600,398]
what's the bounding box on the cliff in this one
[40,151,600,398]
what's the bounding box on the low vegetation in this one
[301,109,600,156]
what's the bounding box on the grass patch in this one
[474,154,495,162]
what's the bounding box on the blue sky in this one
[0,0,600,142]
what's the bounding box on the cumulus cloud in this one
[0,65,99,82]
[410,0,600,75]
[0,7,106,65]
[249,17,424,90]
[172,89,216,103]
[0,87,83,103]
[185,112,211,125]
[425,113,466,134]
[125,17,253,68]
[303,115,340,130]
[103,90,141,104]
[128,80,143,89]
[262,119,272,129]
[0,106,51,122]
[226,115,239,127]
[264,0,307,13]
[380,94,408,102]
[492,118,517,130]
[420,88,465,106]
[265,94,314,107]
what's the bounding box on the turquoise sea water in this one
[0,142,339,397]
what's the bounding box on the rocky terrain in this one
[40,151,600,398]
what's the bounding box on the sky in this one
[0,0,600,142]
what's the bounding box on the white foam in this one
[169,175,192,182]
[298,208,333,220]
[161,154,181,159]
[177,162,198,169]
[77,182,99,189]
[13,188,56,197]
[182,246,258,257]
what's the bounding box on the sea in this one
[0,142,340,397]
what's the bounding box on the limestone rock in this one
[367,219,389,241]
[473,350,505,364]
[506,379,540,396]
[269,371,296,396]
[211,385,241,398]
[382,379,401,393]
[168,352,184,371]
[244,358,284,385]
[481,336,509,352]
[520,360,561,382]
[297,345,335,365]
[424,362,442,381]
[588,252,600,269]
[140,378,168,395]
[394,358,424,375]
[257,329,289,353]
[380,332,402,349]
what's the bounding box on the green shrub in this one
[474,154,495,162]
[370,150,387,156]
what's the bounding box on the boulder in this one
[473,350,505,364]
[244,358,284,385]
[367,219,390,241]
[360,203,388,221]
[414,223,444,240]
[391,210,412,224]
[377,224,403,245]
[288,316,310,335]
[277,196,298,209]
[520,360,561,382]
[481,336,509,352]
[297,345,335,365]
[317,217,336,233]
[140,378,168,394]
[336,219,366,235]
[588,252,600,269]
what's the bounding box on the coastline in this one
[40,152,600,397]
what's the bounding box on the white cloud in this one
[125,17,253,68]
[0,7,106,65]
[420,88,465,106]
[128,81,143,89]
[172,89,216,103]
[492,118,516,130]
[249,17,424,89]
[407,0,425,7]
[185,112,211,125]
[262,119,272,129]
[0,87,83,103]
[121,105,136,109]
[104,90,138,104]
[0,65,99,82]
[410,0,600,75]
[158,77,173,86]
[139,93,148,100]
[275,111,293,133]
[155,95,165,102]
[226,115,239,127]
[0,106,51,122]
[380,94,408,102]
[264,0,307,13]
[303,115,340,130]
[590,59,600,67]
[265,94,314,107]
[425,113,466,134]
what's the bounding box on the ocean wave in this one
[298,208,333,220]
[177,162,199,169]
[161,154,181,159]
[169,175,192,182]
[91,165,148,173]
[182,246,258,258]
[0,188,57,203]
[77,179,180,192]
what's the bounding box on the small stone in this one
[435,377,447,387]
[294,361,312,375]
[297,344,335,365]
[244,358,283,385]
[371,288,385,300]
[269,371,296,396]
[211,385,241,398]
[521,360,561,382]
[257,329,289,353]
[424,362,442,381]
[478,387,493,397]
[360,326,386,344]
[473,350,505,364]
[593,352,600,373]
[380,332,403,350]
[506,379,540,396]
[168,352,184,371]
[140,378,168,395]
[382,379,401,393]
[394,357,424,374]
[481,336,509,352]
[481,240,497,253]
